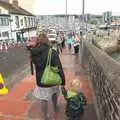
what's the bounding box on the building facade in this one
[37,15,77,30]
[0,5,11,43]
[0,0,36,43]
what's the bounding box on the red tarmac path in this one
[0,49,97,120]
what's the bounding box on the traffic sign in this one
[103,11,112,23]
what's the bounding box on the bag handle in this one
[48,48,52,66]
[46,48,52,67]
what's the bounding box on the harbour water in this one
[110,52,120,62]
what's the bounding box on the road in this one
[0,46,30,77]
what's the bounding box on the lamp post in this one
[65,0,68,30]
[81,0,85,47]
[80,0,85,66]
[82,0,85,34]
[82,0,85,22]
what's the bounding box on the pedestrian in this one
[4,43,8,53]
[28,31,65,120]
[51,41,58,52]
[0,43,3,52]
[62,79,87,120]
[67,35,73,54]
[61,35,66,49]
[56,33,62,54]
[73,34,80,57]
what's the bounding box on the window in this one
[0,32,1,38]
[28,17,31,26]
[4,18,9,25]
[31,18,33,26]
[0,17,9,26]
[15,16,19,28]
[41,16,44,20]
[34,18,35,25]
[24,17,27,27]
[0,18,2,25]
[21,19,23,26]
[2,31,9,37]
[33,18,35,26]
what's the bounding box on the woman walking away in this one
[28,31,65,120]
[67,35,73,54]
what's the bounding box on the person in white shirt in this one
[4,43,8,52]
[73,34,80,56]
[56,33,62,54]
[0,43,3,52]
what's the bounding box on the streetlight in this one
[82,0,85,22]
[80,0,85,66]
[65,0,68,30]
[82,0,85,34]
[81,0,85,46]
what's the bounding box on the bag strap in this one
[48,48,52,66]
[46,48,52,67]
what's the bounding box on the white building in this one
[37,15,82,32]
[0,0,36,43]
[68,15,75,30]
[37,15,66,29]
[0,6,11,43]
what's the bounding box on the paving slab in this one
[0,48,97,120]
[0,100,31,117]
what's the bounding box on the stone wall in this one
[82,42,120,120]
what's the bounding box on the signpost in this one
[80,0,85,68]
[65,0,68,30]
[103,11,112,38]
[103,11,112,23]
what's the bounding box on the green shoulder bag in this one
[41,48,62,86]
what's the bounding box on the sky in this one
[34,0,120,15]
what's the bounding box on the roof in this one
[0,1,34,16]
[0,14,10,17]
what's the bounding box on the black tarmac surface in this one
[0,46,30,77]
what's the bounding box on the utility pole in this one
[80,0,85,36]
[81,0,85,46]
[80,0,85,66]
[82,0,85,20]
[65,0,68,30]
[82,0,85,32]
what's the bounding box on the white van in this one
[48,28,56,34]
[47,34,57,42]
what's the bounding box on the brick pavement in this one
[0,49,98,120]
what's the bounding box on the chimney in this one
[12,0,18,6]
